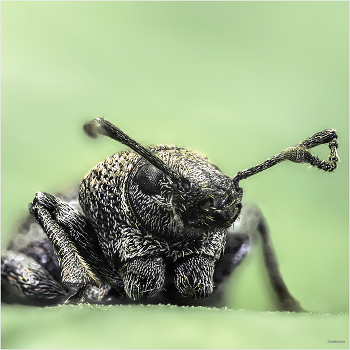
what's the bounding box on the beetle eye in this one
[136,164,163,195]
[182,180,191,193]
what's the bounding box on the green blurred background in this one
[1,2,348,348]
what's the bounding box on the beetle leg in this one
[29,192,123,303]
[29,192,100,288]
[1,251,67,305]
[257,213,304,312]
[174,254,215,298]
[120,256,166,300]
[235,205,304,312]
[65,285,90,304]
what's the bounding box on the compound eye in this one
[136,163,163,195]
[181,180,191,193]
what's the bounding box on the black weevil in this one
[1,118,339,311]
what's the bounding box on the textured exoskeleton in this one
[1,118,339,310]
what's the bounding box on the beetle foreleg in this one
[174,254,215,298]
[120,256,166,300]
[29,192,124,303]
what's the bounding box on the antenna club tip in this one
[83,118,107,138]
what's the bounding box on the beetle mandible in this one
[1,118,339,311]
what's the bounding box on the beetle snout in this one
[212,191,234,223]
[183,188,235,228]
[213,191,230,210]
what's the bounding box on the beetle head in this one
[126,146,242,240]
[84,119,242,241]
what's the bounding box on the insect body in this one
[1,118,339,310]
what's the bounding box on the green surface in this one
[1,304,349,349]
[1,2,348,349]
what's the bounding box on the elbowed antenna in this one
[232,129,339,190]
[84,118,182,184]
